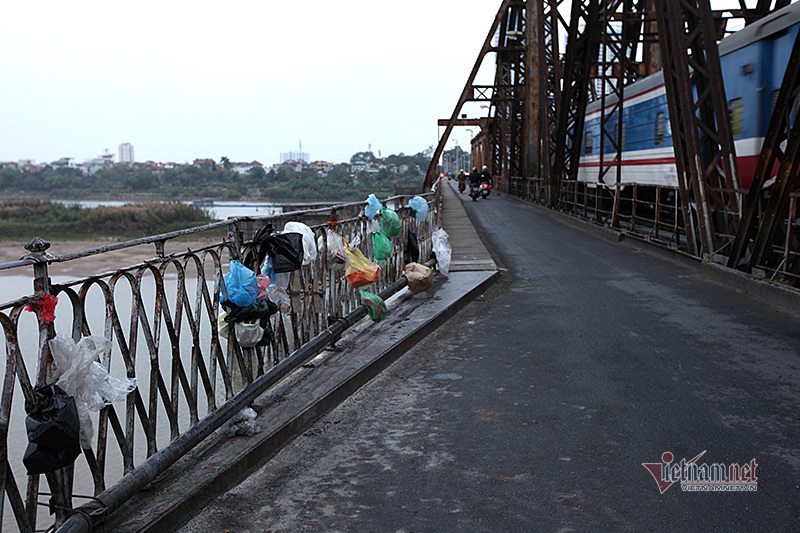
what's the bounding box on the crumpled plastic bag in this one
[345,247,381,288]
[372,231,393,261]
[235,321,265,347]
[359,290,387,321]
[321,228,348,270]
[403,262,434,294]
[284,221,317,266]
[365,193,382,220]
[405,231,420,264]
[268,232,304,273]
[23,383,82,474]
[408,196,428,222]
[49,334,137,412]
[379,206,402,237]
[432,228,452,276]
[225,407,260,437]
[256,275,271,299]
[24,293,58,324]
[222,260,258,308]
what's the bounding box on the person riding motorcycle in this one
[480,165,492,188]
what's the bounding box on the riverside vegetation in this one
[0,200,220,241]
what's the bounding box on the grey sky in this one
[1,0,500,166]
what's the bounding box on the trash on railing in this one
[359,290,387,321]
[365,193,381,220]
[409,196,428,222]
[225,407,260,437]
[24,293,59,324]
[432,228,452,276]
[284,221,317,266]
[256,274,271,298]
[379,206,402,237]
[49,334,137,412]
[23,383,82,475]
[406,231,420,263]
[403,262,434,294]
[345,246,380,289]
[372,231,393,261]
[322,227,348,270]
[222,260,258,307]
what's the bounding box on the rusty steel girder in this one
[728,24,800,283]
[552,0,603,208]
[653,0,741,258]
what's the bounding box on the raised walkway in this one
[111,181,499,532]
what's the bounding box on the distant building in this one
[280,151,309,164]
[193,158,216,170]
[51,157,76,169]
[118,143,134,164]
[232,161,264,175]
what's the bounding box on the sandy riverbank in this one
[0,239,226,279]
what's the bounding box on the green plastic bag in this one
[359,290,387,321]
[372,231,393,261]
[380,206,402,237]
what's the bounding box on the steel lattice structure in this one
[427,0,800,287]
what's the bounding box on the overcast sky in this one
[1,0,501,165]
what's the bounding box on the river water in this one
[54,199,283,220]
[0,270,226,530]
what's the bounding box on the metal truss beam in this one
[653,0,741,258]
[553,0,603,206]
[424,0,516,189]
[728,25,800,280]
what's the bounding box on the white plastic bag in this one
[49,333,137,412]
[432,228,452,276]
[325,228,347,270]
[284,221,317,266]
[225,407,260,437]
[235,321,264,347]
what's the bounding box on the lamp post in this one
[466,129,474,170]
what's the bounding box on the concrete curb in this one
[110,270,501,533]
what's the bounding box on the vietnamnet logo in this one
[643,451,758,493]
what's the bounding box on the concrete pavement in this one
[177,183,800,533]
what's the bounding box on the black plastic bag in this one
[268,232,304,273]
[244,223,304,273]
[223,298,278,326]
[23,384,82,475]
[405,231,420,264]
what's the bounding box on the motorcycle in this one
[458,179,466,193]
[470,181,491,201]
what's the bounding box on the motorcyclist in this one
[480,165,492,188]
[469,167,481,187]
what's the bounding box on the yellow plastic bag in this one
[345,247,381,289]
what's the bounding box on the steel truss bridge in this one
[427,0,800,288]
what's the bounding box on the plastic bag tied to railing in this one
[0,185,441,531]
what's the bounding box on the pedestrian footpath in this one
[109,187,500,532]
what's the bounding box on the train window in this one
[655,112,666,146]
[729,98,744,137]
[585,130,593,154]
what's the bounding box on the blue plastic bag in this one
[222,260,258,307]
[408,196,428,222]
[365,194,381,220]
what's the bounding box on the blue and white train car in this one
[578,2,800,190]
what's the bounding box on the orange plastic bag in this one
[345,247,381,288]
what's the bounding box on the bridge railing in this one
[0,186,440,532]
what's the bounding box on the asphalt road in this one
[180,190,800,533]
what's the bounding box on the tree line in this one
[0,150,430,202]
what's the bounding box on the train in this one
[578,2,800,190]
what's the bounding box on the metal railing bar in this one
[55,261,430,533]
